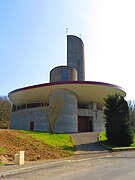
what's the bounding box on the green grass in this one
[100,131,107,141]
[131,135,135,147]
[99,131,116,148]
[0,147,5,166]
[99,131,135,149]
[0,162,4,166]
[20,130,76,155]
[0,147,6,154]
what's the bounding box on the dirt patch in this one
[0,129,70,164]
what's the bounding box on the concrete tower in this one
[67,35,85,81]
[50,66,77,82]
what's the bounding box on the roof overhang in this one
[8,81,126,106]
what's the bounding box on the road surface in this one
[3,152,135,180]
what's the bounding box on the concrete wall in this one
[10,97,105,133]
[10,106,49,131]
[49,88,78,133]
[10,88,78,133]
[67,35,85,81]
[78,106,105,132]
[78,108,93,117]
[93,109,105,132]
[50,66,77,82]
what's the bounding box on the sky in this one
[0,0,135,101]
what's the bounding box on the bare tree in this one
[0,96,11,129]
[46,95,64,134]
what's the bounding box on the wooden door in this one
[30,121,34,131]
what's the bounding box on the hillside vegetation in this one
[0,129,75,164]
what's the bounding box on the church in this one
[8,35,126,133]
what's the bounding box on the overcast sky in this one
[0,0,135,101]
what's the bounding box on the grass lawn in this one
[20,130,76,155]
[0,162,4,166]
[0,147,6,154]
[131,135,135,147]
[99,131,135,149]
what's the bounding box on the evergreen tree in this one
[104,94,133,146]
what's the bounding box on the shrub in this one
[104,94,133,146]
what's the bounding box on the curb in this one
[98,134,135,152]
[112,147,135,152]
[0,160,71,178]
[0,154,114,178]
[97,135,112,151]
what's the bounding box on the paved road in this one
[1,131,135,180]
[3,153,135,180]
[71,132,107,153]
[2,132,135,180]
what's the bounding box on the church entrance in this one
[78,116,93,132]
